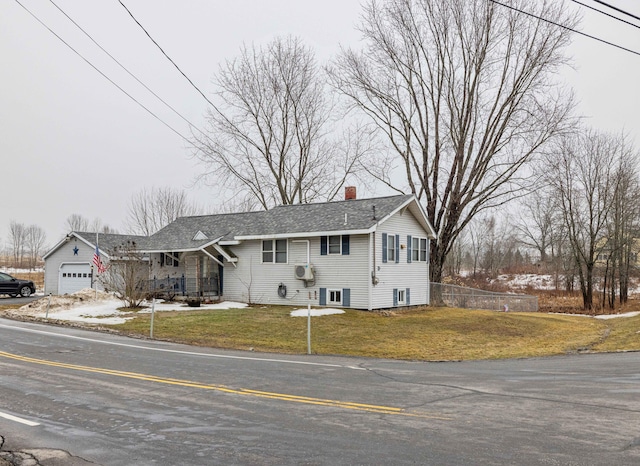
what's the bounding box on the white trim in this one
[327,288,343,305]
[42,236,71,260]
[327,234,342,255]
[43,232,111,260]
[193,230,208,240]
[212,244,237,264]
[219,240,241,246]
[411,236,429,262]
[376,197,437,239]
[261,239,289,264]
[237,229,371,241]
[200,248,224,267]
[397,289,406,305]
[138,236,225,255]
[58,261,92,271]
[368,232,373,311]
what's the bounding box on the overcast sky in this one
[1,0,639,252]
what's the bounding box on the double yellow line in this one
[0,351,450,419]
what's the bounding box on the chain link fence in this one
[430,283,538,312]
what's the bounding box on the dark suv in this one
[0,272,36,297]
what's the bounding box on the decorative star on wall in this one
[73,246,79,255]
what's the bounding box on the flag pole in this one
[95,232,99,300]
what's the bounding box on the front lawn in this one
[107,305,624,360]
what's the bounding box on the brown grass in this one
[2,271,639,360]
[107,305,610,361]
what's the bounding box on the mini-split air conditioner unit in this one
[294,264,314,281]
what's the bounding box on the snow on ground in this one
[10,288,248,325]
[7,287,343,324]
[0,267,44,274]
[290,308,345,317]
[7,286,638,324]
[491,273,640,295]
[594,312,640,320]
[492,274,557,290]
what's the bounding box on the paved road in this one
[0,295,42,306]
[0,317,639,465]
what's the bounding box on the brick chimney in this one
[345,186,356,200]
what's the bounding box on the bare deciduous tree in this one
[329,0,577,282]
[516,189,558,265]
[601,139,639,308]
[99,240,148,309]
[9,221,26,267]
[545,129,622,311]
[193,35,364,209]
[25,225,47,269]
[65,214,115,234]
[126,187,201,236]
[65,214,90,232]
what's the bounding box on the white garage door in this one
[59,263,92,295]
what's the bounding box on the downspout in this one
[368,232,374,311]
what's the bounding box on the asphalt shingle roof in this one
[145,194,415,251]
[74,232,150,253]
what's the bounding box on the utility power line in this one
[570,0,640,30]
[592,0,640,22]
[13,0,192,143]
[117,0,217,110]
[489,0,640,57]
[48,0,210,140]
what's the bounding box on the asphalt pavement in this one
[0,294,43,306]
[1,317,639,465]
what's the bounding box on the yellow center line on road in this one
[0,351,451,419]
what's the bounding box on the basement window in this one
[328,289,342,305]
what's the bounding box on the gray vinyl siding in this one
[223,210,430,310]
[372,209,430,308]
[224,235,370,309]
[44,238,97,294]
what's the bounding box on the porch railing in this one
[147,275,219,299]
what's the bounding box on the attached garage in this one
[58,263,92,295]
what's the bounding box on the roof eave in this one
[235,229,372,241]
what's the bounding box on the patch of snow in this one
[290,308,345,317]
[492,274,557,290]
[40,298,130,324]
[0,267,44,274]
[551,311,640,320]
[10,288,249,324]
[594,312,640,320]
[137,301,248,313]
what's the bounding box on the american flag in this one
[93,245,106,274]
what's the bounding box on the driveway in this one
[0,294,43,306]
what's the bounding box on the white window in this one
[412,237,428,262]
[262,239,288,263]
[397,289,406,305]
[328,235,341,254]
[388,234,396,262]
[328,289,342,305]
[262,240,273,263]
